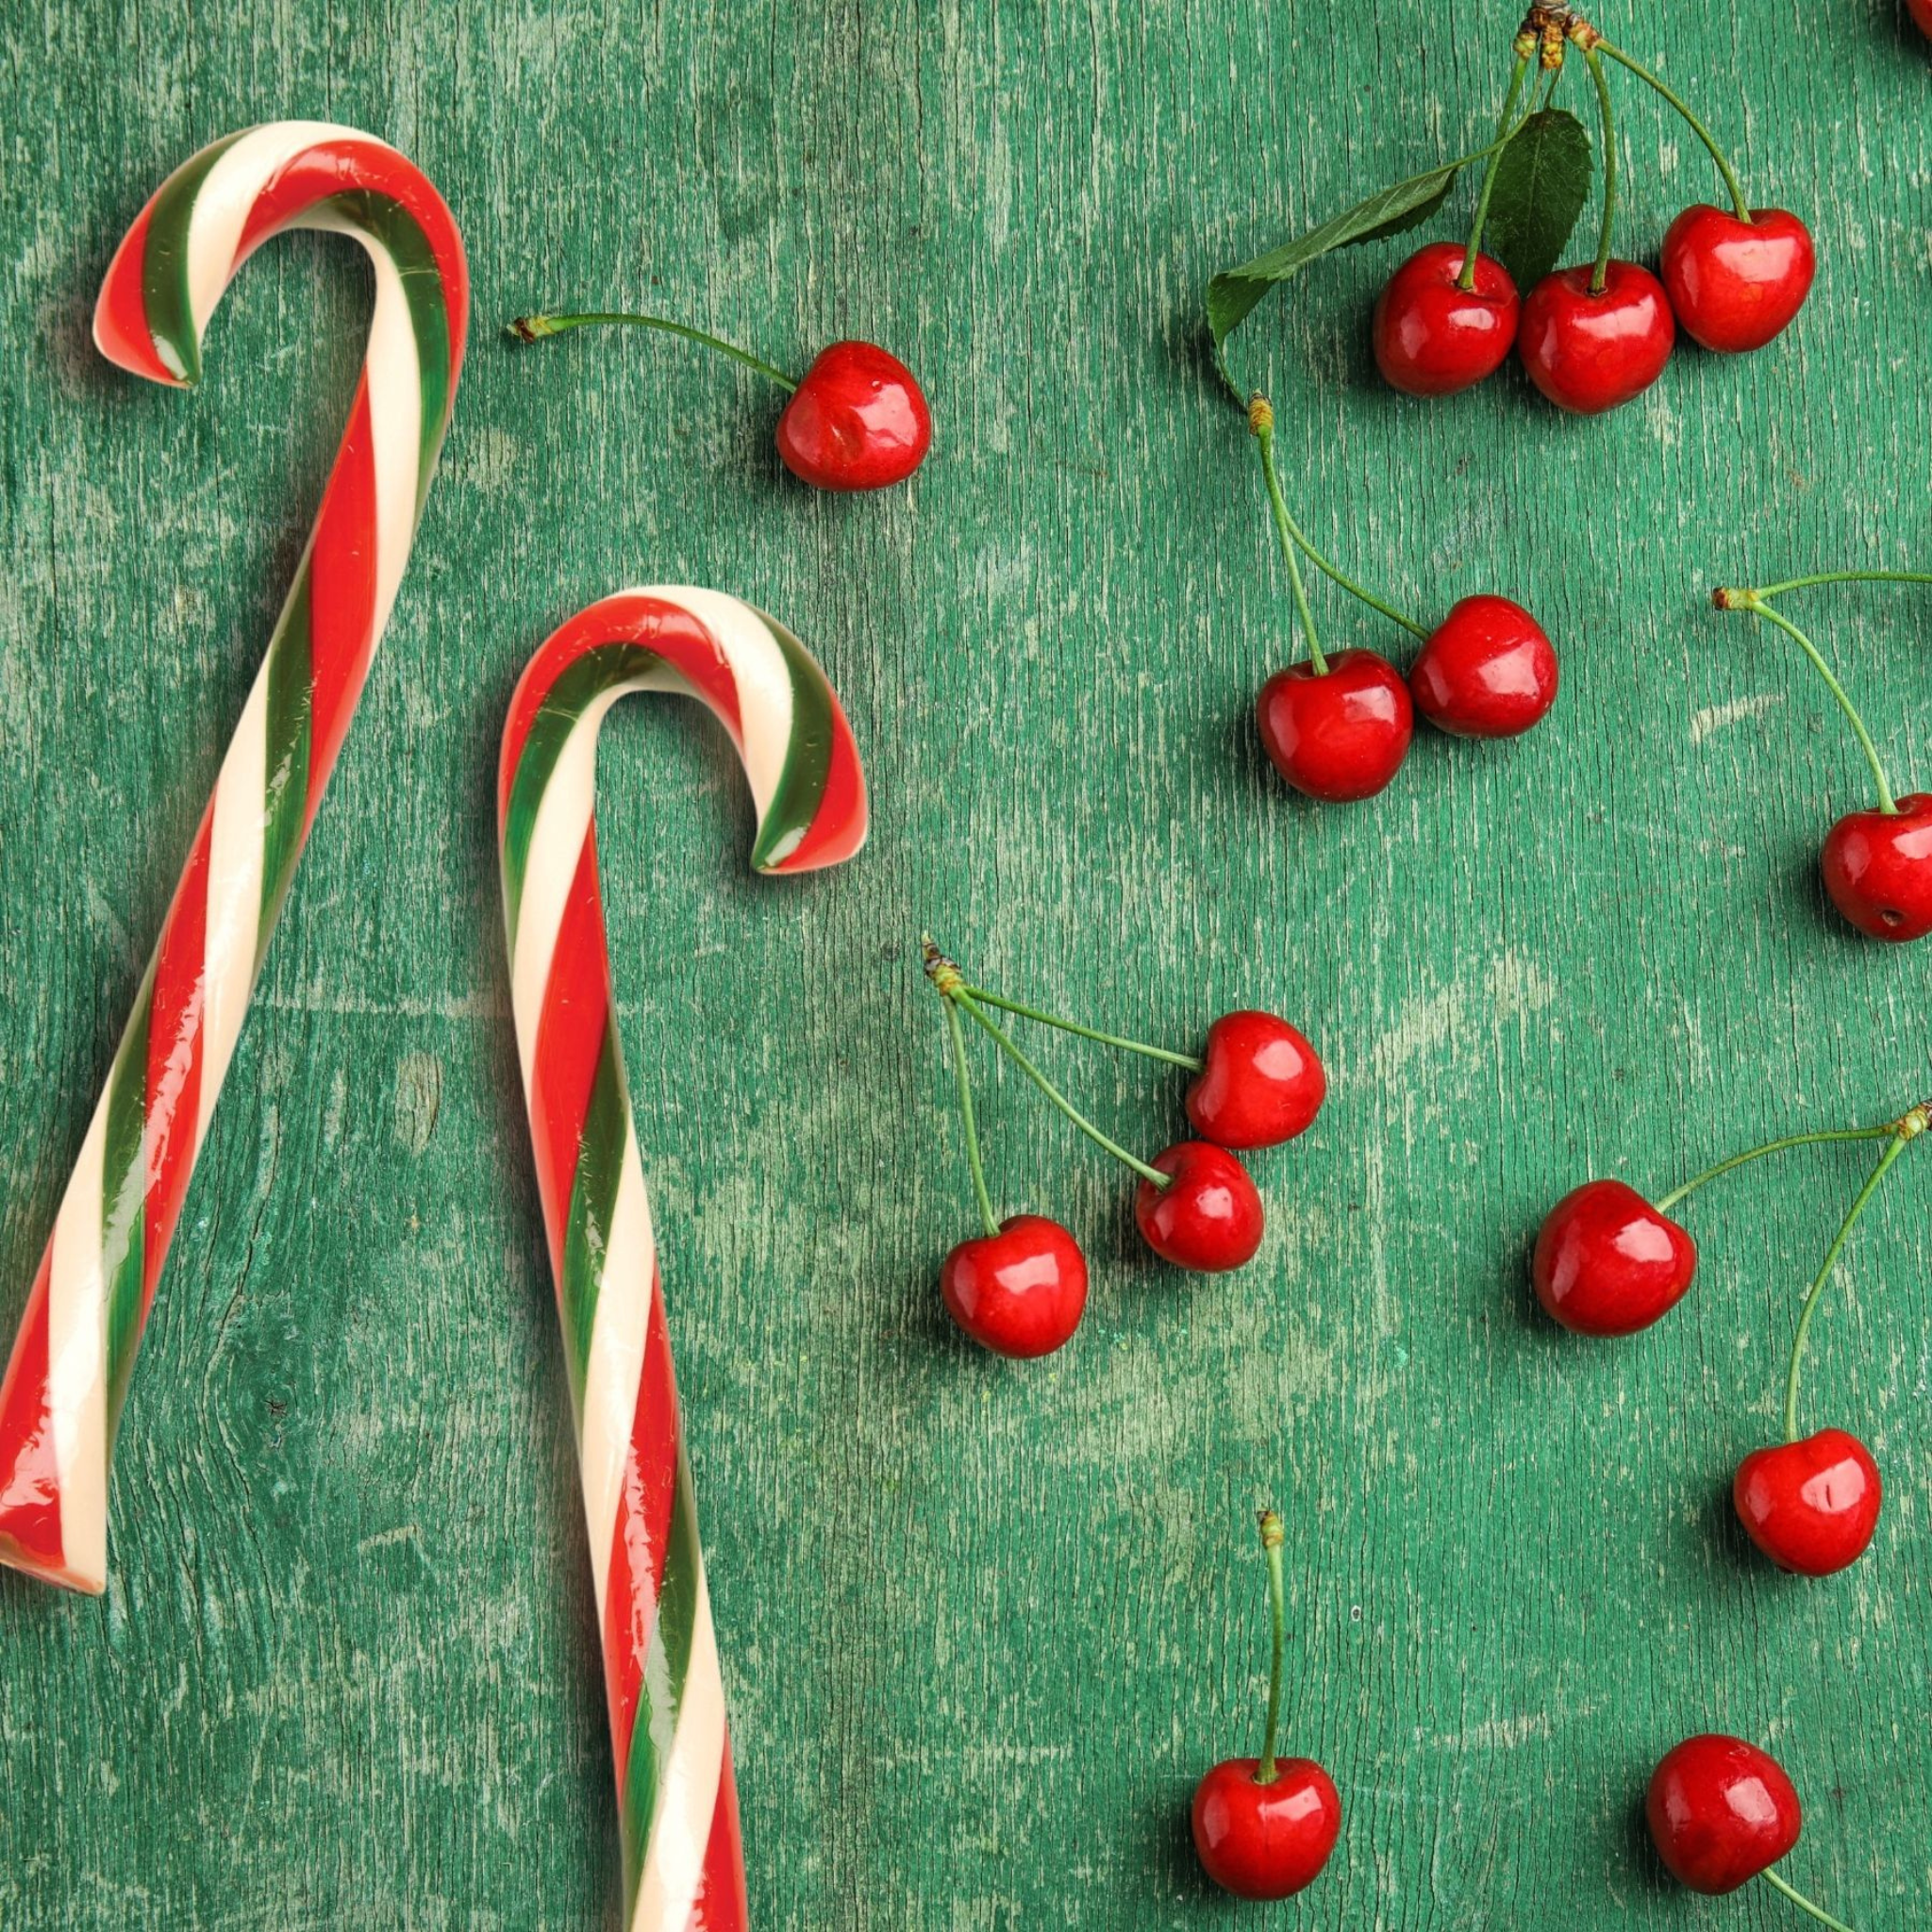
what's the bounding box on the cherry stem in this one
[1744,570,1932,600]
[1589,38,1751,223]
[1759,1864,1858,1932]
[1254,1509,1288,1786]
[1784,1109,1924,1443]
[943,999,1002,1241]
[1583,48,1618,294]
[504,310,799,391]
[1654,1124,1902,1214]
[1459,52,1533,289]
[957,984,1201,1072]
[924,942,1169,1189]
[1248,396,1328,675]
[1247,395,1427,642]
[1715,591,1897,815]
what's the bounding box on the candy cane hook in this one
[0,125,468,1591]
[499,590,867,1932]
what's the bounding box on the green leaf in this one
[1482,109,1593,291]
[1207,159,1466,365]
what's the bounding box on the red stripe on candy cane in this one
[0,1257,62,1575]
[696,1757,751,1931]
[305,377,382,810]
[92,206,178,386]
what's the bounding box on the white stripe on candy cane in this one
[633,1564,728,1932]
[47,1096,112,1591]
[198,675,270,1146]
[579,1128,653,1620]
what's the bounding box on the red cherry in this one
[1371,242,1522,397]
[1913,0,1932,39]
[1734,1429,1883,1576]
[1256,649,1413,803]
[940,1215,1088,1359]
[774,341,931,491]
[1185,1012,1325,1149]
[1531,1179,1697,1336]
[1191,1757,1341,1900]
[1660,206,1816,355]
[1821,792,1932,941]
[1407,595,1559,739]
[1134,1141,1264,1273]
[1518,260,1675,414]
[1646,1735,1802,1894]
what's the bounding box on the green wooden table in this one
[3,2,1929,1925]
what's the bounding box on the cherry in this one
[1531,1179,1697,1336]
[774,341,932,491]
[1192,1758,1342,1901]
[1646,1735,1802,1895]
[1372,242,1521,398]
[1518,260,1675,414]
[1733,1429,1882,1577]
[1135,1142,1264,1273]
[1184,1012,1325,1150]
[1192,1511,1342,1901]
[940,1215,1088,1359]
[1661,207,1816,355]
[1407,595,1559,739]
[1821,793,1932,942]
[507,311,930,491]
[1256,650,1413,803]
[1913,0,1932,40]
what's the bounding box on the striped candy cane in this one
[0,125,468,1592]
[500,590,867,1931]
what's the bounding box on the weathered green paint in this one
[1,3,1929,1927]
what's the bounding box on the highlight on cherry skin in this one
[1256,650,1415,803]
[506,311,931,491]
[1531,1178,1697,1336]
[1135,1141,1266,1274]
[1192,1511,1342,1901]
[1518,258,1675,415]
[1646,1734,1857,1928]
[1660,205,1817,356]
[1184,1011,1325,1149]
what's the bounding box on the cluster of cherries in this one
[1535,1098,1925,1579]
[508,309,931,491]
[1374,8,1814,416]
[1712,574,1932,944]
[921,941,1324,1357]
[1244,395,1559,803]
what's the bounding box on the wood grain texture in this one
[1,1,1928,1925]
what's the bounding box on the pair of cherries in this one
[1534,1100,1926,1578]
[924,943,1325,1358]
[1375,206,1814,414]
[508,311,931,491]
[1242,395,1558,804]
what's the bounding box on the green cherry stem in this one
[1582,47,1618,294]
[1254,1509,1289,1786]
[1247,395,1428,643]
[1713,589,1897,814]
[923,940,1169,1189]
[1760,1863,1858,1931]
[1248,395,1328,675]
[943,998,1002,1240]
[505,310,800,391]
[1459,50,1533,290]
[1784,1106,1926,1444]
[1581,32,1751,223]
[1654,1124,1902,1214]
[1744,570,1932,600]
[957,985,1202,1072]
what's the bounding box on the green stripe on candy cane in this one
[560,1024,631,1415]
[138,130,247,383]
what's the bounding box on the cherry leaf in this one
[1481,109,1593,292]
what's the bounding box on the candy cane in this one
[499,590,867,1931]
[0,125,468,1592]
